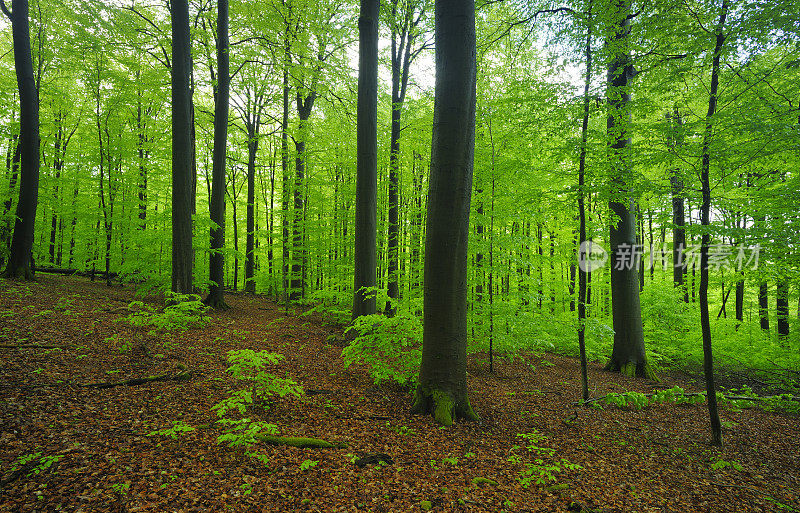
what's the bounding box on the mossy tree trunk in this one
[410,0,478,427]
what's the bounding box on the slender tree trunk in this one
[352,0,379,319]
[577,2,593,402]
[759,280,769,331]
[245,123,258,293]
[170,0,194,294]
[204,0,229,309]
[698,0,728,447]
[668,108,688,301]
[777,278,789,338]
[2,0,39,280]
[281,20,291,302]
[410,0,478,426]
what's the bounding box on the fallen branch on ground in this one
[79,367,192,389]
[575,391,799,406]
[253,434,347,448]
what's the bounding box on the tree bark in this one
[603,0,653,379]
[352,0,379,319]
[245,122,259,294]
[410,0,478,426]
[777,278,789,338]
[170,0,194,294]
[667,108,688,301]
[759,280,769,331]
[698,0,728,447]
[205,0,229,309]
[2,0,40,280]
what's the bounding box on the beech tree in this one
[170,0,194,294]
[351,0,378,319]
[205,0,230,308]
[603,0,653,379]
[410,0,479,426]
[1,0,39,279]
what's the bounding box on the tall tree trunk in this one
[410,0,478,426]
[352,0,379,319]
[2,0,40,280]
[699,0,728,447]
[170,0,194,294]
[577,1,593,402]
[604,0,653,379]
[204,0,229,309]
[281,18,291,302]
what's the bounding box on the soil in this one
[0,275,798,512]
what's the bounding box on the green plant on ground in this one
[211,350,303,449]
[147,420,196,439]
[299,459,319,471]
[10,451,64,477]
[510,431,582,488]
[123,292,210,335]
[710,457,743,471]
[342,307,422,387]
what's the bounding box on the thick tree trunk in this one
[204,0,229,309]
[170,0,194,294]
[410,0,478,426]
[603,0,653,379]
[352,0,379,319]
[2,0,40,280]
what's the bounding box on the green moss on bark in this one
[253,434,345,448]
[410,386,478,426]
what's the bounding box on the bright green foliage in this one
[299,459,319,471]
[124,293,210,334]
[342,310,422,387]
[11,451,64,477]
[509,431,582,487]
[147,420,196,439]
[710,458,743,472]
[211,350,303,448]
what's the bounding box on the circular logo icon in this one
[578,241,607,272]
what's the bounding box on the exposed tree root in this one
[253,435,347,448]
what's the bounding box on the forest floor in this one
[0,275,798,513]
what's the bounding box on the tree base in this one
[203,294,230,310]
[410,386,479,426]
[2,263,35,281]
[605,359,659,382]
